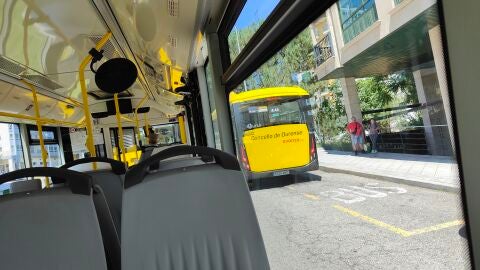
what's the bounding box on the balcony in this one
[313,34,334,66]
[341,0,378,44]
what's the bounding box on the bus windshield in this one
[234,96,309,131]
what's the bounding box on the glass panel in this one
[29,144,62,168]
[229,0,470,269]
[228,0,281,62]
[152,123,182,145]
[338,0,378,43]
[29,130,55,141]
[0,124,25,175]
[205,61,222,150]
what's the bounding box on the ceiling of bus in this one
[0,0,227,124]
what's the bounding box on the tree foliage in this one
[228,23,315,90]
[357,71,417,112]
[228,21,420,143]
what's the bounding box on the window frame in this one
[26,125,59,145]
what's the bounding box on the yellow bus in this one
[230,87,319,182]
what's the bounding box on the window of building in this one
[338,0,378,43]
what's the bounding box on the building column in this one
[413,69,437,155]
[429,25,455,152]
[339,77,362,121]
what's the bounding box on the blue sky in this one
[233,0,280,30]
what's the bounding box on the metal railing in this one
[313,34,334,66]
[341,0,378,43]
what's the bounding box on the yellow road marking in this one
[333,204,463,237]
[333,205,412,237]
[303,193,320,201]
[409,220,465,236]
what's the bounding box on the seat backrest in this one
[58,157,126,235]
[0,167,107,270]
[9,179,42,193]
[139,147,154,162]
[122,146,270,270]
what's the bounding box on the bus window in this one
[227,0,469,268]
[152,123,181,145]
[228,0,280,62]
[205,61,222,150]
[0,123,25,174]
[27,125,62,168]
[110,127,140,166]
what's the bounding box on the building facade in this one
[310,0,453,156]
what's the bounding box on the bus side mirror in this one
[95,58,138,94]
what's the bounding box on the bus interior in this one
[0,0,478,269]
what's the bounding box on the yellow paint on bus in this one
[229,86,309,104]
[243,123,310,172]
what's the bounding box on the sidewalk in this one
[316,148,461,192]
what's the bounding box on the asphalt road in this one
[251,171,470,270]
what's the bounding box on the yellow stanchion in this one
[113,94,127,165]
[144,113,150,138]
[22,81,50,188]
[178,115,187,144]
[79,32,112,159]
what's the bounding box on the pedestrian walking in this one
[346,116,364,155]
[369,119,380,153]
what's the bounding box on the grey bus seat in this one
[56,157,126,236]
[139,145,155,162]
[140,144,191,170]
[9,178,42,193]
[0,167,108,270]
[122,146,270,270]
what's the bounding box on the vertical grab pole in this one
[23,81,50,188]
[178,115,187,144]
[144,113,150,138]
[79,32,112,163]
[134,96,147,161]
[114,94,127,165]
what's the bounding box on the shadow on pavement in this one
[250,173,321,191]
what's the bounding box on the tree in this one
[228,24,315,91]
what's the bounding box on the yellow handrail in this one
[0,111,84,127]
[79,32,112,159]
[113,94,127,164]
[22,81,50,188]
[121,115,135,122]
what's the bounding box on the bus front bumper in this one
[244,160,319,180]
